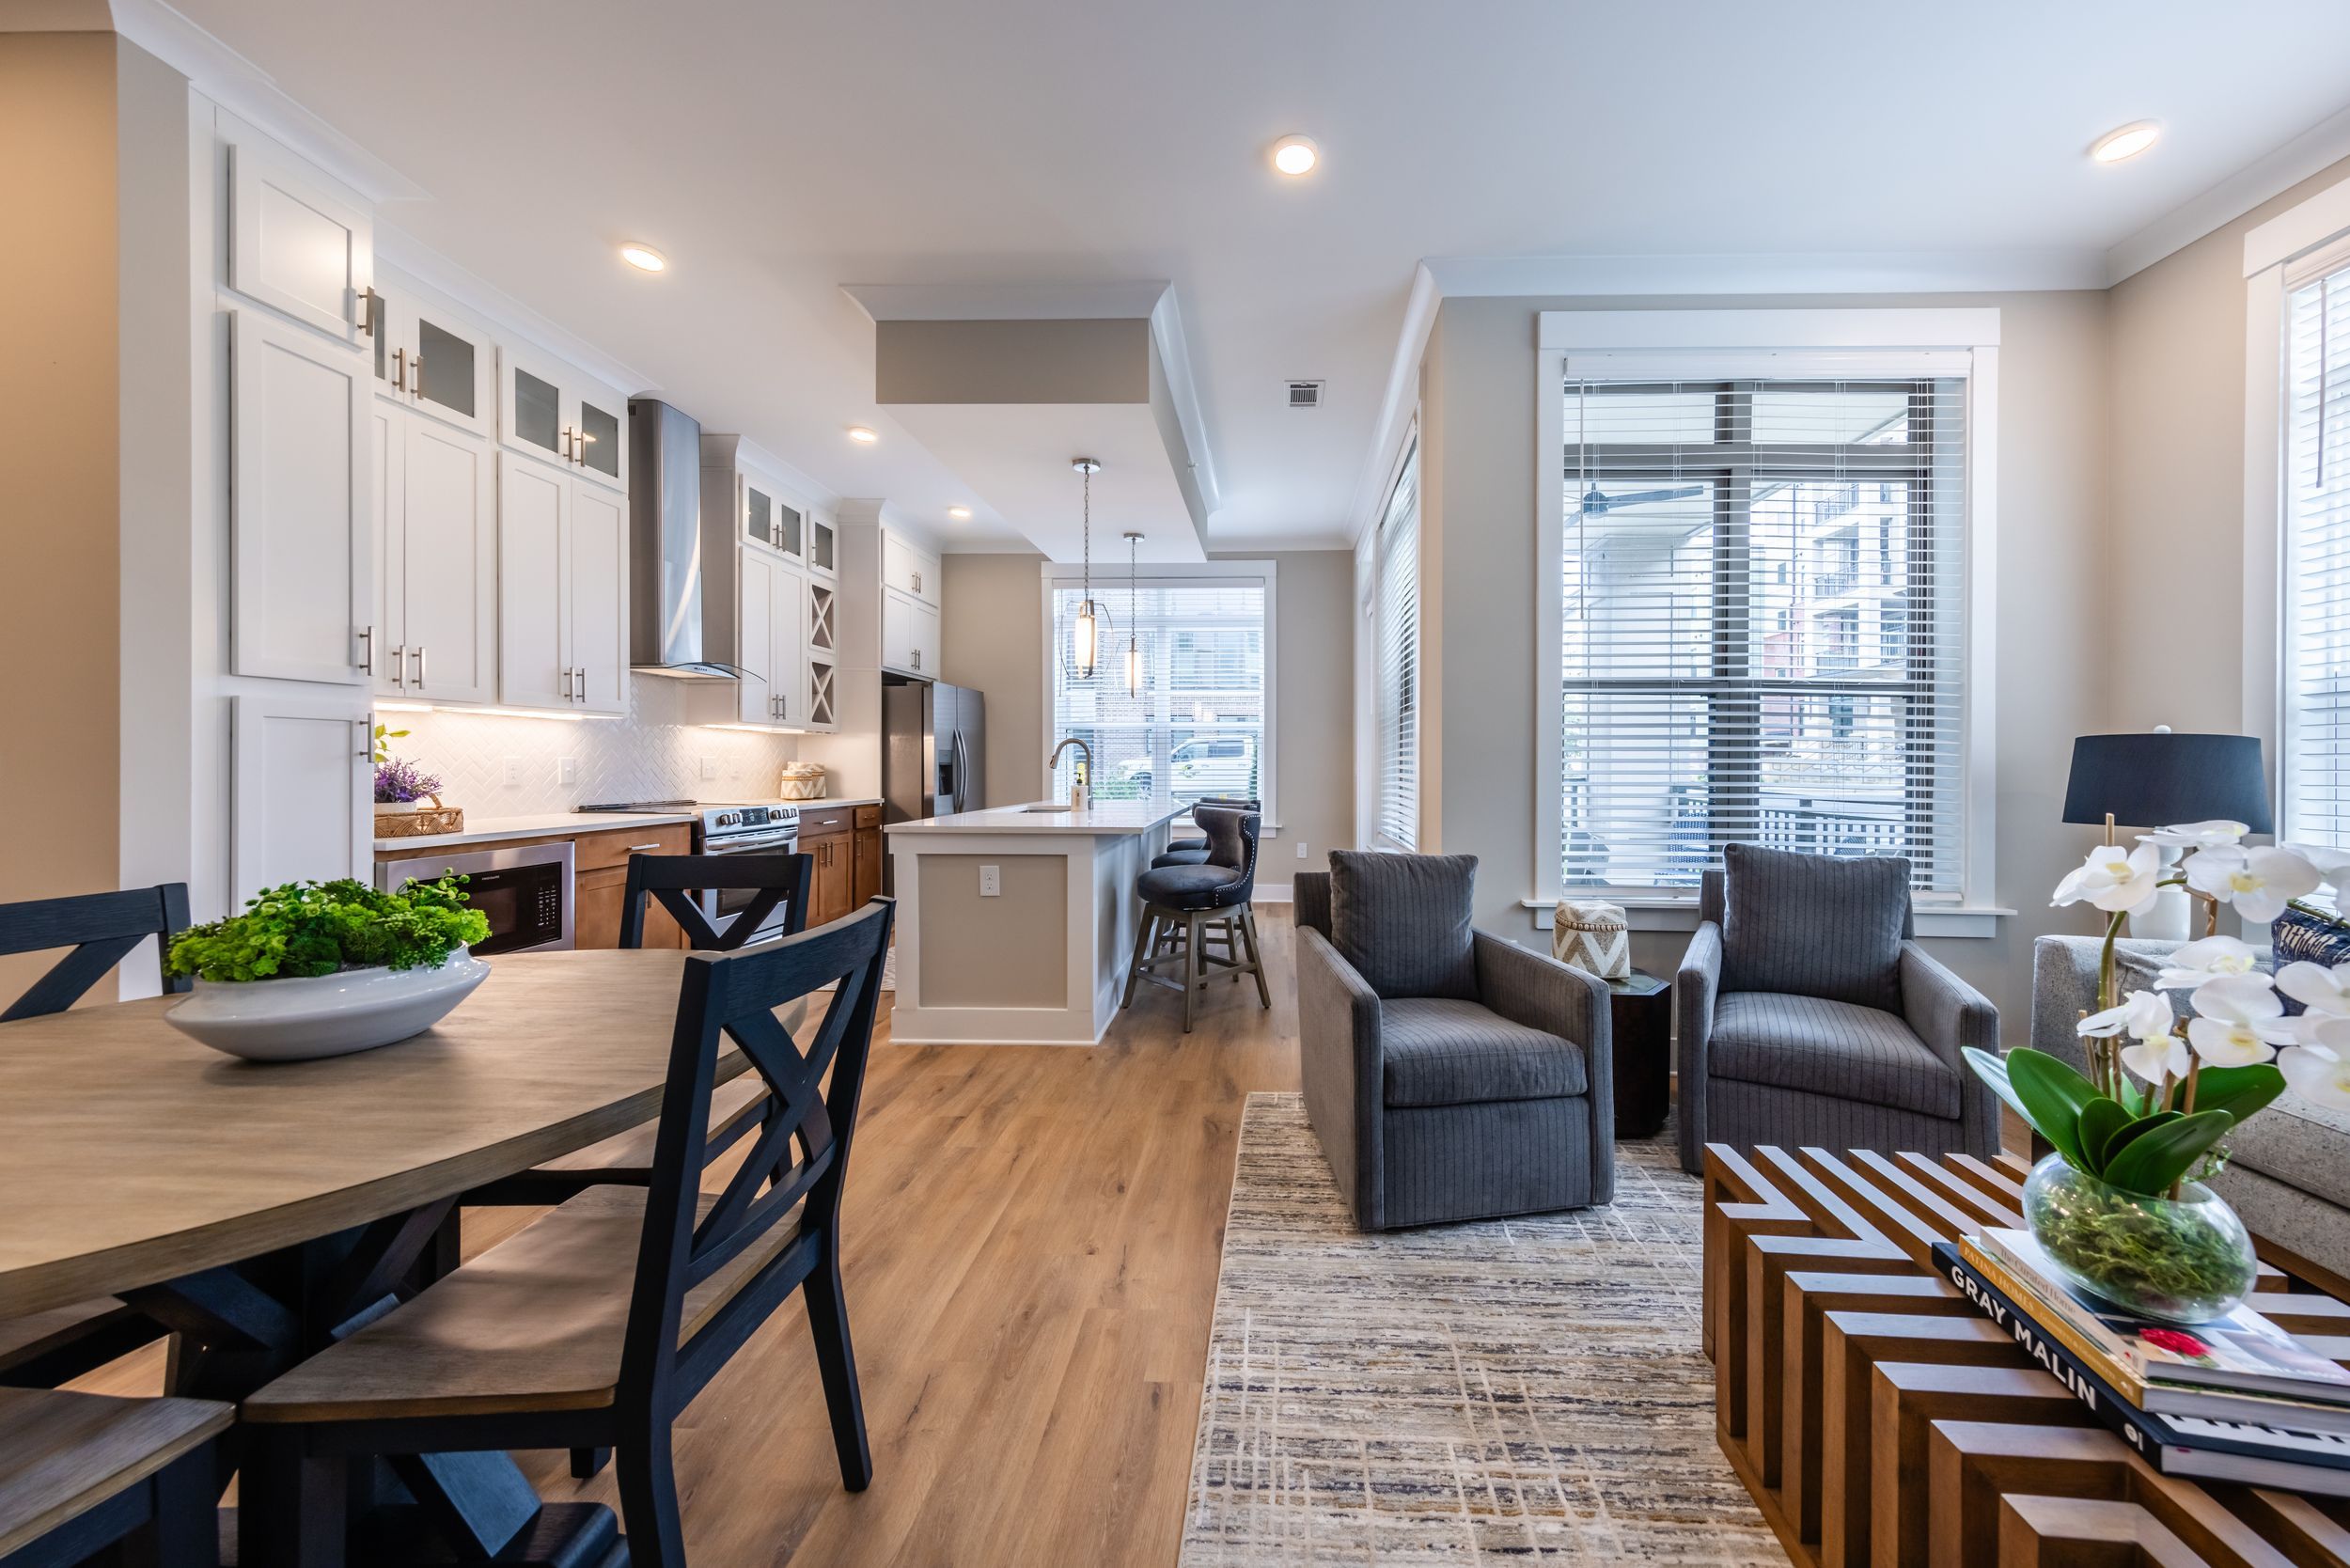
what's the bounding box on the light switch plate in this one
[503,757,520,787]
[700,755,718,778]
[557,757,577,785]
[1295,839,1308,858]
[979,864,1001,897]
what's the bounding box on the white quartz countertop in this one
[793,796,883,809]
[885,799,1188,838]
[373,809,698,855]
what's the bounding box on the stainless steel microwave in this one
[374,839,575,954]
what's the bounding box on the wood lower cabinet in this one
[573,823,690,949]
[804,832,854,928]
[853,807,883,910]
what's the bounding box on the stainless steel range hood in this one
[626,398,743,679]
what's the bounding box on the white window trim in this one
[1369,426,1421,852]
[2244,184,2350,828]
[1037,558,1279,828]
[1526,307,2006,937]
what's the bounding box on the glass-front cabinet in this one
[370,265,494,440]
[807,513,837,578]
[496,340,630,493]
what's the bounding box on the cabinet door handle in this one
[911,570,921,593]
[358,625,374,674]
[576,666,588,704]
[628,842,664,852]
[560,666,572,699]
[411,645,426,688]
[391,348,407,392]
[356,287,377,337]
[410,353,423,401]
[390,644,407,690]
[354,718,372,760]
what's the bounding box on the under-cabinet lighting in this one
[701,723,809,735]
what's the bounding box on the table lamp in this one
[2061,729,2272,939]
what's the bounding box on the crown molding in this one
[1423,249,2104,297]
[2107,100,2350,285]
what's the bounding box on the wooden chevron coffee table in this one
[1700,1143,2350,1568]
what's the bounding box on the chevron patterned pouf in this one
[1552,900,1630,980]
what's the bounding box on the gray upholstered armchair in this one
[1674,842,1999,1174]
[1296,851,1613,1231]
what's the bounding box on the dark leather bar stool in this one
[1152,796,1261,869]
[1122,805,1270,1032]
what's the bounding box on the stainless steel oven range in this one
[691,804,801,944]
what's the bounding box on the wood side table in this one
[1605,969,1670,1139]
[1700,1142,2350,1568]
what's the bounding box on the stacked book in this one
[1935,1230,2350,1495]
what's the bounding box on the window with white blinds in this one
[1045,572,1271,813]
[1558,374,1969,895]
[1373,443,1420,848]
[2284,257,2350,847]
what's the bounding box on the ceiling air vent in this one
[1286,380,1324,409]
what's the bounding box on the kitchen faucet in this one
[1048,737,1093,809]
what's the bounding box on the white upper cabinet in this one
[497,341,629,493]
[371,268,494,441]
[882,529,939,604]
[570,482,628,714]
[881,589,915,676]
[230,692,372,901]
[496,449,628,714]
[231,309,371,685]
[807,512,838,579]
[375,405,495,704]
[732,545,778,726]
[496,451,572,711]
[226,132,372,347]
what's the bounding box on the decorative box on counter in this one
[777,763,827,802]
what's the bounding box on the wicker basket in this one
[776,764,827,803]
[1551,899,1631,980]
[374,799,463,838]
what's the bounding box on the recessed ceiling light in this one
[619,243,667,273]
[846,426,878,445]
[948,506,972,520]
[2090,121,2160,164]
[1270,134,1319,177]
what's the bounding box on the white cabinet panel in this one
[399,416,497,704]
[735,546,776,725]
[497,451,571,710]
[371,405,402,698]
[375,277,494,441]
[881,589,915,676]
[570,481,628,714]
[231,310,370,684]
[771,561,807,728]
[227,136,371,345]
[882,531,937,604]
[914,599,941,679]
[230,692,370,902]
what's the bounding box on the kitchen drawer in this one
[798,806,854,837]
[575,822,690,871]
[854,805,881,829]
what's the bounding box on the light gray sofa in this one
[1675,844,2002,1174]
[1296,853,1613,1231]
[2032,934,2350,1277]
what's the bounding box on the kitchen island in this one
[884,799,1186,1043]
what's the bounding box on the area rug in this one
[1179,1093,1781,1565]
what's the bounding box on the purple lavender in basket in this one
[374,757,444,805]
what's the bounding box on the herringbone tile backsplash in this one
[380,679,803,813]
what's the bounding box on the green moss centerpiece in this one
[163,876,492,1061]
[1969,820,2350,1323]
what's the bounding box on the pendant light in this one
[1122,530,1145,697]
[1066,458,1109,679]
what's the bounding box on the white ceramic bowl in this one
[165,949,491,1062]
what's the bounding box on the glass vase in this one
[2020,1152,2256,1325]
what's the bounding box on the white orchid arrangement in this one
[2052,820,2350,1118]
[1966,822,2348,1204]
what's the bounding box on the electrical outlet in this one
[1295,839,1308,859]
[700,755,718,779]
[979,864,1001,898]
[503,757,520,787]
[557,757,577,785]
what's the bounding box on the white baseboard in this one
[1254,882,1293,902]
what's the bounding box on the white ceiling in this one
[149,0,2350,552]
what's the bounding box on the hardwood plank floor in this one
[80,907,1304,1567]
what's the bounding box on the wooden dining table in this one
[0,947,728,1566]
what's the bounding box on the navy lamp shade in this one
[2060,732,2273,835]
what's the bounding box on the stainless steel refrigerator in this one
[882,678,985,847]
